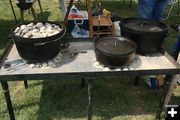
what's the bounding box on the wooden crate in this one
[92,16,114,36]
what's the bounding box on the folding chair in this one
[163,0,179,20]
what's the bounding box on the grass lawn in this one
[0,0,180,120]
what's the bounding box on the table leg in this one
[81,78,85,89]
[1,81,15,120]
[164,75,178,107]
[87,79,93,120]
[24,80,28,89]
[155,75,176,120]
[134,76,139,86]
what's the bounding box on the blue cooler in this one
[68,11,89,38]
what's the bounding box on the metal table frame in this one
[0,40,180,120]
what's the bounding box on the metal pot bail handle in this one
[94,49,99,55]
[93,34,100,42]
[58,25,66,39]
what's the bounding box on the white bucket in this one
[113,21,121,36]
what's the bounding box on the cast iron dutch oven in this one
[11,21,66,63]
[120,18,168,54]
[94,36,137,66]
[16,0,33,10]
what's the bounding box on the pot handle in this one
[93,33,105,43]
[34,26,66,46]
[34,42,46,46]
[93,34,100,42]
[94,49,99,55]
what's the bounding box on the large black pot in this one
[94,36,137,66]
[11,21,66,63]
[120,18,168,54]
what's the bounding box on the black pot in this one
[120,18,168,54]
[11,21,66,63]
[17,0,33,10]
[94,36,137,66]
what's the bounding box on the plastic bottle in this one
[70,5,78,13]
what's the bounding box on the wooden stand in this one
[92,15,114,36]
[87,0,114,37]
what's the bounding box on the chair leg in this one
[24,80,28,89]
[163,2,175,20]
[134,76,139,86]
[31,6,36,20]
[37,0,43,13]
[81,78,85,89]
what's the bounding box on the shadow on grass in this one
[37,77,165,119]
[0,19,16,54]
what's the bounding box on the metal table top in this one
[0,40,180,81]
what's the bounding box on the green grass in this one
[0,0,180,120]
[0,78,164,120]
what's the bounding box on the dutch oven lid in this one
[94,36,136,55]
[121,18,168,32]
